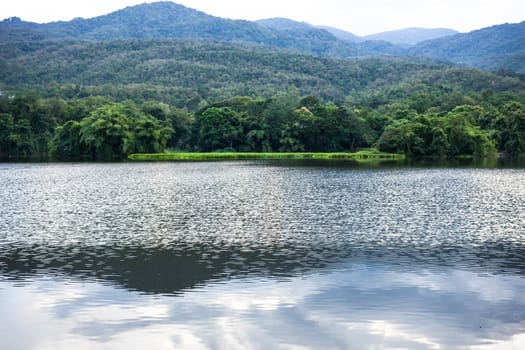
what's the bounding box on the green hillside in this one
[410,21,525,73]
[2,2,524,72]
[0,2,362,59]
[2,38,524,109]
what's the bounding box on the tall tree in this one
[197,107,242,151]
[79,104,130,160]
[499,101,525,156]
[49,120,82,160]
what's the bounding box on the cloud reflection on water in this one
[1,265,525,349]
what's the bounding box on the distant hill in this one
[1,2,272,42]
[409,21,525,73]
[1,1,524,73]
[254,17,364,57]
[0,2,363,58]
[257,18,316,32]
[364,28,458,46]
[255,18,403,55]
[356,40,406,56]
[317,25,362,42]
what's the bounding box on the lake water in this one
[1,161,524,349]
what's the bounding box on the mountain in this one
[2,38,524,110]
[356,40,406,56]
[318,26,363,43]
[257,18,316,32]
[364,28,458,46]
[409,21,525,73]
[0,38,425,105]
[317,25,362,42]
[0,2,363,58]
[255,17,365,57]
[1,2,272,43]
[1,1,524,74]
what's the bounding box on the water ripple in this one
[0,162,524,291]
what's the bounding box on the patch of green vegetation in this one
[128,151,403,161]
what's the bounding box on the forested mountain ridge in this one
[2,38,524,109]
[1,2,269,42]
[0,2,362,59]
[316,25,363,42]
[255,18,404,56]
[410,21,525,73]
[1,1,524,72]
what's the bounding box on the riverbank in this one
[127,150,404,161]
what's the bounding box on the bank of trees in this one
[49,104,173,160]
[191,94,524,158]
[193,94,375,153]
[376,106,496,158]
[0,97,176,160]
[0,90,524,160]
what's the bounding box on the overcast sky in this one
[2,0,524,36]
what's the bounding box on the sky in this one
[2,0,524,36]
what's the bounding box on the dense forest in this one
[1,85,524,160]
[2,38,525,106]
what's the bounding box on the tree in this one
[141,100,171,121]
[0,113,15,159]
[79,104,130,160]
[197,107,242,151]
[333,107,375,151]
[376,120,426,156]
[166,108,193,150]
[126,116,173,154]
[4,118,34,159]
[246,129,271,152]
[428,127,450,158]
[279,106,317,152]
[49,120,82,160]
[442,105,495,158]
[499,101,525,156]
[261,88,300,151]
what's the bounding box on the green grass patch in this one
[128,151,404,161]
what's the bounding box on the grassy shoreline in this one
[128,151,404,161]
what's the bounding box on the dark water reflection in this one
[1,161,524,349]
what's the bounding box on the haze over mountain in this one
[254,17,403,56]
[363,28,459,46]
[315,25,362,43]
[316,26,458,46]
[257,18,317,32]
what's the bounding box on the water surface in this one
[1,161,524,349]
